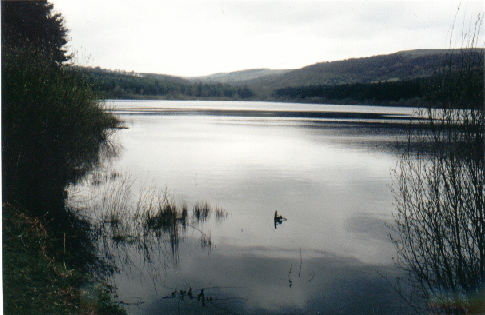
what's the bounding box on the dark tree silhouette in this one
[2,0,70,63]
[2,0,119,217]
[2,2,124,312]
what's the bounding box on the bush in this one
[2,45,120,216]
[391,12,484,313]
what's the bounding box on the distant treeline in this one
[273,64,484,108]
[76,66,254,100]
[77,58,483,108]
[273,79,427,106]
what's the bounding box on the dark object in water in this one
[274,211,287,229]
[274,210,287,221]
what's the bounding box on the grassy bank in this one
[1,3,127,313]
[2,47,126,314]
[3,203,126,314]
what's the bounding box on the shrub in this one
[2,45,120,216]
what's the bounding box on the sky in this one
[53,0,484,77]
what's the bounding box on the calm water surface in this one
[76,100,419,314]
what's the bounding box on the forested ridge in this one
[76,66,254,100]
[273,78,426,106]
[82,49,484,107]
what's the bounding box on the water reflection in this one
[70,101,430,313]
[391,106,485,313]
[139,247,413,314]
[70,172,227,290]
[161,286,246,309]
[71,169,415,314]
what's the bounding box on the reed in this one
[75,172,226,254]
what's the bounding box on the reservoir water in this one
[71,100,419,314]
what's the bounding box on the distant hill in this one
[105,49,482,91]
[241,49,484,93]
[74,66,255,100]
[268,49,483,107]
[80,48,483,106]
[179,49,477,97]
[188,68,292,84]
[139,72,191,84]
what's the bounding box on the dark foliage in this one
[2,0,120,276]
[425,51,484,109]
[2,2,124,312]
[236,86,254,99]
[76,66,255,99]
[273,78,426,105]
[1,0,70,63]
[2,46,119,218]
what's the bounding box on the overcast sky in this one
[53,0,484,77]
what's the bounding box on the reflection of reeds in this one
[90,171,121,186]
[193,201,211,222]
[145,203,179,231]
[193,202,228,223]
[68,171,229,295]
[162,286,246,309]
[199,232,212,251]
[215,206,228,221]
[73,172,227,256]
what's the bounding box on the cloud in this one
[54,0,484,76]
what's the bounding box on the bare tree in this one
[391,10,484,313]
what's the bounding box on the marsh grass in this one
[215,205,228,221]
[68,171,227,286]
[193,201,211,222]
[76,173,227,240]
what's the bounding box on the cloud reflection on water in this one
[82,101,422,313]
[129,243,413,315]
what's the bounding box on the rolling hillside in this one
[242,49,483,94]
[80,48,483,105]
[188,68,291,84]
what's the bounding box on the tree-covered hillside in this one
[244,49,485,90]
[273,78,427,106]
[189,68,291,84]
[77,66,254,100]
[82,49,483,107]
[272,51,483,108]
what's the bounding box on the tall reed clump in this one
[391,10,484,313]
[77,174,227,255]
[74,174,226,282]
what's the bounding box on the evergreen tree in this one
[2,0,70,63]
